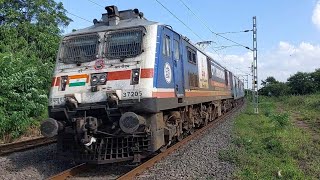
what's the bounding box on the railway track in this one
[47,102,244,180]
[0,136,57,156]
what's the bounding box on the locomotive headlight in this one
[60,76,68,91]
[131,69,140,85]
[91,75,98,85]
[91,73,107,86]
[99,74,107,83]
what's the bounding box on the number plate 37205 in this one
[122,90,142,98]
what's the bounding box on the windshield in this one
[60,34,99,64]
[105,29,143,59]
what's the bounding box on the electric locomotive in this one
[40,6,244,164]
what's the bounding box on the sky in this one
[58,0,320,87]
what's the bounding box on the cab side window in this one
[162,35,171,57]
[173,40,180,60]
[187,48,196,64]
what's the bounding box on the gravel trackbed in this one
[136,111,241,180]
[0,144,75,180]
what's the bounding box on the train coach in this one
[40,5,244,164]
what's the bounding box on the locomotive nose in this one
[119,112,146,134]
[40,118,63,137]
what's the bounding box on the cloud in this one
[260,41,320,81]
[207,41,320,87]
[312,1,320,29]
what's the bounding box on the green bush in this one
[0,53,51,139]
[0,0,71,141]
[262,136,284,155]
[309,99,320,111]
[270,113,290,128]
[286,96,305,106]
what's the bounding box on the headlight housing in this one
[131,69,140,85]
[91,73,107,86]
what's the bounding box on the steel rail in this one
[0,136,57,156]
[47,163,89,180]
[118,102,244,180]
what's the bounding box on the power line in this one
[66,11,92,23]
[171,0,250,74]
[176,0,214,37]
[212,45,241,49]
[208,39,250,75]
[154,0,204,41]
[216,30,253,35]
[176,0,252,51]
[206,44,250,75]
[217,32,252,51]
[174,0,230,58]
[86,0,104,8]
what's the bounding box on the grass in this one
[219,95,320,179]
[275,94,320,134]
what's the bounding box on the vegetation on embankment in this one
[0,0,72,143]
[219,95,320,179]
[259,69,320,97]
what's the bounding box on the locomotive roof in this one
[65,18,158,37]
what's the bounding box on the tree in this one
[259,70,319,97]
[0,0,72,61]
[0,0,71,140]
[0,0,71,27]
[259,76,290,97]
[261,76,278,87]
[287,72,315,95]
[311,69,320,92]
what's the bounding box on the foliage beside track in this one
[259,69,320,97]
[220,96,320,179]
[276,94,320,134]
[0,0,71,142]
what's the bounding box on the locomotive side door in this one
[160,27,184,97]
[172,32,184,97]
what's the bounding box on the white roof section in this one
[66,18,159,37]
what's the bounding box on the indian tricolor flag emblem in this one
[69,74,88,87]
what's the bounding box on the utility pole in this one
[246,74,249,91]
[251,62,254,103]
[252,16,258,114]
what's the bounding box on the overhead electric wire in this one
[216,30,253,35]
[86,0,104,8]
[172,0,250,75]
[154,0,204,41]
[212,45,242,49]
[176,0,252,51]
[66,11,91,23]
[65,0,105,26]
